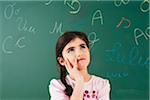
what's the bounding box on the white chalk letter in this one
[2,35,13,54]
[134,28,148,45]
[49,22,63,34]
[91,10,103,26]
[15,37,26,48]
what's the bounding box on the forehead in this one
[64,38,86,49]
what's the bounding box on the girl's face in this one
[62,37,90,71]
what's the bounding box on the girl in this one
[49,31,111,100]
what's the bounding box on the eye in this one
[67,47,74,53]
[80,44,87,49]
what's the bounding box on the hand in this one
[64,57,84,82]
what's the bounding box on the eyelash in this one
[80,45,86,48]
[67,44,87,53]
[68,48,74,53]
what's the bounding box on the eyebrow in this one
[66,43,86,51]
[66,47,74,53]
[80,43,86,46]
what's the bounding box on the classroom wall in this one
[0,0,149,100]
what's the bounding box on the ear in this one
[57,57,65,66]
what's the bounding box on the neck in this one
[69,69,91,82]
[79,70,91,82]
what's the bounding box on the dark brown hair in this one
[55,31,89,97]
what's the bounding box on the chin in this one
[78,63,88,70]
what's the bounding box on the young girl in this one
[49,31,111,100]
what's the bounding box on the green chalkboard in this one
[0,0,149,100]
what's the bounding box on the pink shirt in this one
[49,75,111,100]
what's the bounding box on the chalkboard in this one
[0,0,149,100]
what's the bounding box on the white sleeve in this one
[97,79,111,100]
[49,79,69,100]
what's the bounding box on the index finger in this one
[65,58,73,72]
[73,57,78,69]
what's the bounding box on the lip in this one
[77,58,86,62]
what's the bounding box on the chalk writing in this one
[2,3,37,54]
[4,3,37,34]
[105,42,149,68]
[2,35,26,54]
[116,17,131,28]
[4,3,20,20]
[64,0,81,14]
[91,10,103,26]
[16,17,36,34]
[103,72,128,78]
[15,36,26,48]
[145,26,150,37]
[134,27,149,45]
[114,0,130,7]
[2,35,13,54]
[88,32,99,49]
[140,0,150,13]
[0,2,149,100]
[45,0,53,5]
[49,21,63,34]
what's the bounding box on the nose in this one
[76,48,82,58]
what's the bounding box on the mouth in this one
[77,58,86,62]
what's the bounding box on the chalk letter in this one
[64,0,81,14]
[45,0,53,5]
[15,37,26,48]
[91,10,103,26]
[140,0,150,13]
[134,28,148,45]
[49,22,63,34]
[145,27,150,38]
[2,35,13,54]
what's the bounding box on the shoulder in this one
[92,75,110,82]
[91,75,111,99]
[92,75,110,89]
[49,79,70,100]
[49,79,65,91]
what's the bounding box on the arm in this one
[70,78,84,100]
[65,58,84,100]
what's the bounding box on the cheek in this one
[65,54,75,63]
[86,50,90,57]
[87,53,90,62]
[66,53,74,59]
[86,51,90,62]
[62,51,72,59]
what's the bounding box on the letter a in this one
[134,28,148,45]
[91,10,103,26]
